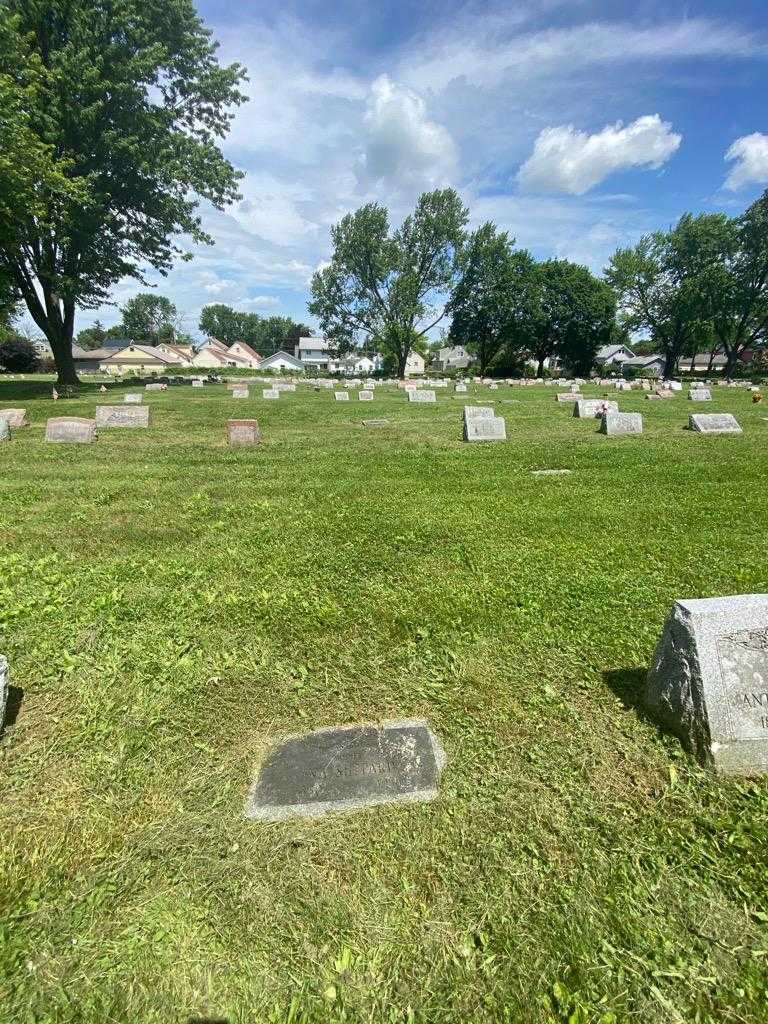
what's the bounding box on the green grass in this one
[1,378,767,1024]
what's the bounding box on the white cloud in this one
[358,75,457,191]
[244,295,281,310]
[400,18,764,94]
[724,133,768,191]
[518,115,681,194]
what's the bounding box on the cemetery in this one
[1,1,768,1019]
[1,372,768,1022]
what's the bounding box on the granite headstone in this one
[95,405,150,428]
[689,413,742,434]
[45,417,97,443]
[645,595,768,774]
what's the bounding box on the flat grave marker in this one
[362,419,389,428]
[408,389,436,403]
[334,391,350,401]
[262,389,279,400]
[689,413,742,434]
[95,405,150,429]
[123,393,143,404]
[245,719,445,821]
[358,390,374,401]
[689,388,712,401]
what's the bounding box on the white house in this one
[189,338,258,369]
[260,350,305,372]
[404,350,425,377]
[435,344,472,371]
[595,344,635,366]
[295,336,331,369]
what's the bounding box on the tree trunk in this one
[536,355,545,377]
[45,322,80,385]
[663,348,677,380]
[724,348,739,382]
[397,349,408,378]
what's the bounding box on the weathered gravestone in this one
[45,417,97,443]
[0,420,9,443]
[334,391,350,401]
[464,415,506,442]
[192,379,205,388]
[531,468,571,476]
[0,409,28,428]
[145,383,165,391]
[232,386,249,399]
[245,719,445,821]
[95,405,150,428]
[358,390,374,401]
[123,393,143,404]
[599,411,643,436]
[455,384,467,393]
[689,388,712,401]
[689,413,742,435]
[574,399,618,418]
[408,389,436,403]
[0,655,8,732]
[362,419,389,428]
[228,419,261,445]
[463,405,495,421]
[555,392,579,403]
[645,595,768,774]
[262,389,279,400]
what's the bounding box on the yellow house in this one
[99,344,188,375]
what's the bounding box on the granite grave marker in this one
[245,719,445,821]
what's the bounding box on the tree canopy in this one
[449,224,536,374]
[309,189,468,377]
[0,0,245,383]
[199,304,313,355]
[120,294,180,345]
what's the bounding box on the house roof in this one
[692,352,728,365]
[230,340,261,360]
[297,336,327,351]
[622,354,664,367]
[596,344,634,361]
[101,345,183,364]
[260,350,304,368]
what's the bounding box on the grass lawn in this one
[1,377,768,1024]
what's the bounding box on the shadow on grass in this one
[603,667,660,731]
[4,685,24,728]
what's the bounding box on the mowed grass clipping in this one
[1,378,768,1024]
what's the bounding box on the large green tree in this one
[199,304,312,355]
[673,197,768,379]
[448,223,536,374]
[309,189,469,378]
[606,231,701,379]
[521,260,616,377]
[120,293,179,345]
[75,319,106,350]
[0,0,245,384]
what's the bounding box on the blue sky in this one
[75,0,768,340]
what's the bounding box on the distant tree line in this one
[311,188,768,378]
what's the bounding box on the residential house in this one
[595,343,635,366]
[259,350,305,372]
[189,338,256,369]
[71,344,107,372]
[404,350,425,377]
[227,341,261,367]
[295,336,331,370]
[686,351,729,372]
[434,344,472,371]
[99,344,187,375]
[620,354,666,376]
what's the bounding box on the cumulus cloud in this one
[518,115,681,194]
[358,75,457,191]
[724,133,768,191]
[243,295,281,309]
